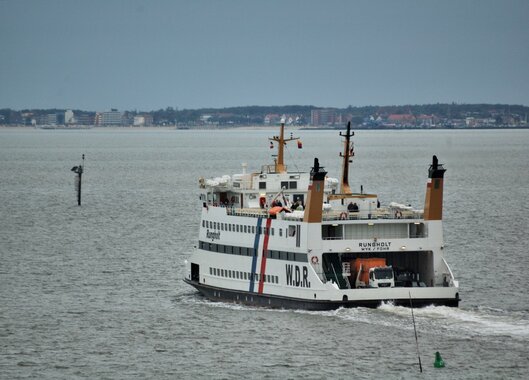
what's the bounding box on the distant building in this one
[41,113,64,125]
[21,112,34,126]
[311,109,336,126]
[416,114,438,127]
[387,114,415,125]
[264,114,281,125]
[200,114,212,123]
[76,113,95,125]
[96,109,123,126]
[133,114,153,126]
[65,110,75,124]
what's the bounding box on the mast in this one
[339,121,354,194]
[269,122,299,173]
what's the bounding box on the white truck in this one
[353,258,395,288]
[368,266,395,288]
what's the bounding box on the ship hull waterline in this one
[184,279,460,310]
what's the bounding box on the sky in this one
[1,0,528,111]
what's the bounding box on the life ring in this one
[311,256,319,265]
[340,212,348,220]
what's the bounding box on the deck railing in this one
[222,205,423,221]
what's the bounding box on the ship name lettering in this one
[206,230,221,241]
[358,241,392,251]
[285,264,311,288]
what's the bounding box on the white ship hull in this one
[185,123,460,309]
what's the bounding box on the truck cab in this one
[368,266,395,288]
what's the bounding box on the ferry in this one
[184,123,460,309]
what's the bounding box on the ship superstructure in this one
[185,123,460,309]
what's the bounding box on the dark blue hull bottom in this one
[184,279,459,310]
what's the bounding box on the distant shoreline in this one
[1,125,528,131]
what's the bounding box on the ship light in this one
[400,246,407,250]
[345,247,351,252]
[332,223,338,227]
[368,222,374,226]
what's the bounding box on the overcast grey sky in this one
[1,0,528,111]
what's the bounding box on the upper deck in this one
[224,205,423,222]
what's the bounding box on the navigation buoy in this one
[434,351,445,368]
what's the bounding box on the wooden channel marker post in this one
[71,154,85,206]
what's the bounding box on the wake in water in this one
[374,303,529,341]
[179,291,529,342]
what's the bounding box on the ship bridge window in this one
[322,224,344,240]
[259,182,266,189]
[293,194,304,205]
[343,223,408,240]
[280,181,298,190]
[409,223,427,238]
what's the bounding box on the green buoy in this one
[434,351,445,368]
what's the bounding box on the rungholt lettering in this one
[358,241,392,248]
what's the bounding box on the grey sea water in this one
[1,128,528,379]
